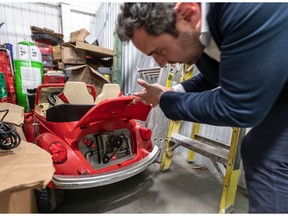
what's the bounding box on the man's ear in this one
[174,2,201,27]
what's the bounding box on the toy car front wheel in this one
[35,187,64,213]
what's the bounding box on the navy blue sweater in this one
[160,3,288,127]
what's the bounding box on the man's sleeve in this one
[179,73,218,92]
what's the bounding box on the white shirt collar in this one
[199,2,210,46]
[199,2,221,62]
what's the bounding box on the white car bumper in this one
[52,145,159,189]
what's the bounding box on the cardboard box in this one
[75,41,113,58]
[52,45,61,60]
[62,41,113,94]
[0,189,37,213]
[0,141,55,213]
[61,46,86,65]
[0,103,55,213]
[66,64,110,95]
[69,28,90,44]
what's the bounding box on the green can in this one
[14,41,43,112]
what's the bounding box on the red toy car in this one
[24,82,159,212]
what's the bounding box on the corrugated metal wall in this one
[0,3,61,47]
[94,3,118,50]
[94,2,158,94]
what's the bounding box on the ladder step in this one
[170,133,229,165]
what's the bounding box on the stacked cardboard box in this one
[51,28,114,94]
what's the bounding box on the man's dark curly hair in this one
[116,3,178,43]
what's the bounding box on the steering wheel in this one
[47,92,61,106]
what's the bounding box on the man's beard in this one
[177,30,204,64]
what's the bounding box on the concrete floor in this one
[52,154,249,213]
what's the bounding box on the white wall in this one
[60,2,101,42]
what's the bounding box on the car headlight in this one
[49,142,67,164]
[139,126,152,141]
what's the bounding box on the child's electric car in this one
[24,82,159,212]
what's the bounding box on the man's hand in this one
[133,79,174,107]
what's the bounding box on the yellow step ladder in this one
[159,64,246,213]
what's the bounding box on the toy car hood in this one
[75,96,152,128]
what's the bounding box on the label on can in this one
[16,43,42,62]
[20,66,42,94]
[17,44,29,60]
[30,46,42,62]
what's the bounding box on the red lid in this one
[75,96,151,128]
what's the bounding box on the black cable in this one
[0,109,21,150]
[94,134,102,164]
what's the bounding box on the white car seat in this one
[56,81,94,105]
[95,83,121,104]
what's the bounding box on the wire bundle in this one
[0,109,21,150]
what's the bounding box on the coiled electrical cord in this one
[0,109,21,150]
